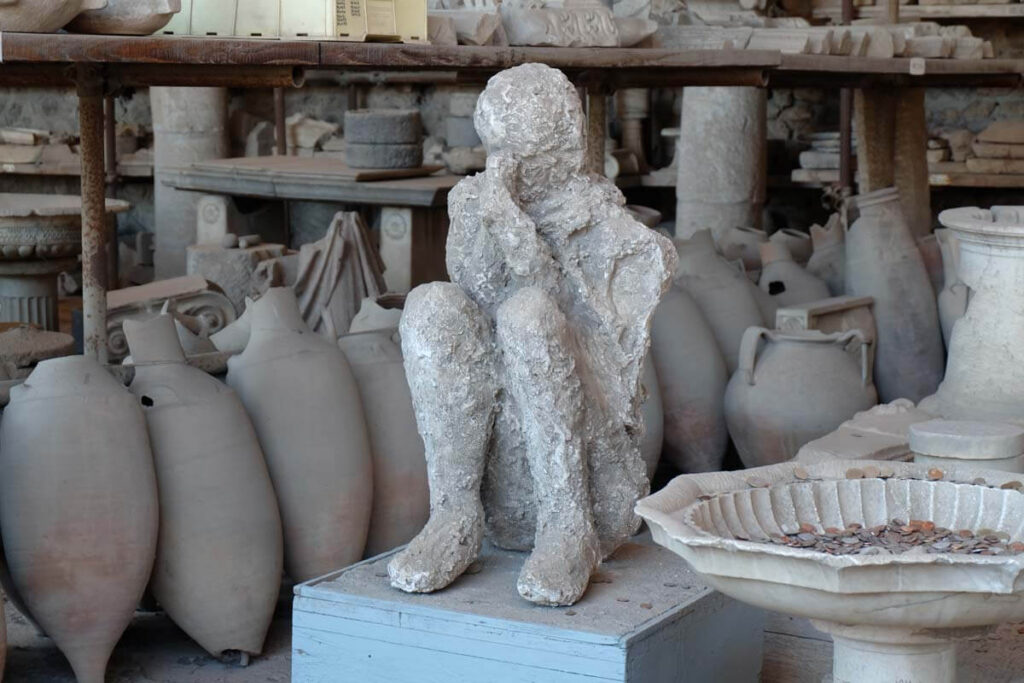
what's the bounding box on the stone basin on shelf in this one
[637,460,1024,683]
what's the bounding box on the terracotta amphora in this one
[759,241,831,308]
[650,285,729,473]
[339,329,429,558]
[124,314,283,657]
[724,328,878,467]
[639,353,664,480]
[0,0,106,33]
[807,216,846,296]
[66,0,180,34]
[227,288,373,582]
[675,229,764,373]
[769,228,813,265]
[845,187,944,403]
[0,355,158,683]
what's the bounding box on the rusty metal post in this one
[104,94,120,289]
[274,87,287,156]
[77,65,109,362]
[587,89,607,176]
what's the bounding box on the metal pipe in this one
[587,89,607,176]
[104,95,120,289]
[77,65,109,363]
[109,65,305,89]
[274,87,287,156]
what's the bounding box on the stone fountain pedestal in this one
[293,539,764,682]
[814,622,978,683]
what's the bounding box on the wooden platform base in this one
[293,539,765,682]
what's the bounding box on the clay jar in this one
[227,288,373,582]
[718,226,767,277]
[0,355,158,683]
[638,353,664,480]
[807,218,846,296]
[845,187,944,403]
[769,228,813,265]
[724,328,878,467]
[650,285,729,473]
[675,229,765,373]
[339,329,429,558]
[934,227,969,349]
[758,241,831,308]
[66,0,180,34]
[0,0,106,32]
[124,314,283,658]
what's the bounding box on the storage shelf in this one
[0,33,1021,89]
[784,167,1024,188]
[812,2,1024,21]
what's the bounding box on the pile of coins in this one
[760,520,1024,557]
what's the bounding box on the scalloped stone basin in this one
[637,460,1024,683]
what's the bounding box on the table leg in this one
[379,206,449,293]
[104,95,119,290]
[77,65,109,363]
[274,87,287,156]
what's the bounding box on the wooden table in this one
[168,157,460,291]
[2,33,1022,356]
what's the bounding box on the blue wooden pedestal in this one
[293,539,764,682]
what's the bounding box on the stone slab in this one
[293,539,765,682]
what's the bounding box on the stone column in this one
[676,87,766,241]
[152,87,229,279]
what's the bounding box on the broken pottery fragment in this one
[387,64,675,607]
[846,188,944,403]
[796,399,932,464]
[0,355,158,683]
[124,315,283,658]
[650,285,729,473]
[227,288,373,582]
[718,226,767,275]
[806,215,845,296]
[725,328,877,467]
[675,229,764,373]
[769,228,813,265]
[339,329,429,558]
[66,0,181,34]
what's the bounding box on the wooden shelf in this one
[812,2,1024,21]
[0,160,152,178]
[785,166,1024,188]
[0,34,1021,89]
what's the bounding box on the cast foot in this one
[517,524,601,606]
[388,503,485,594]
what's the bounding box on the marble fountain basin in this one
[637,460,1024,682]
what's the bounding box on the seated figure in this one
[388,63,676,606]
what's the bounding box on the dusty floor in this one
[3,598,292,683]
[8,585,1024,682]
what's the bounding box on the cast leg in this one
[388,282,498,593]
[496,287,601,606]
